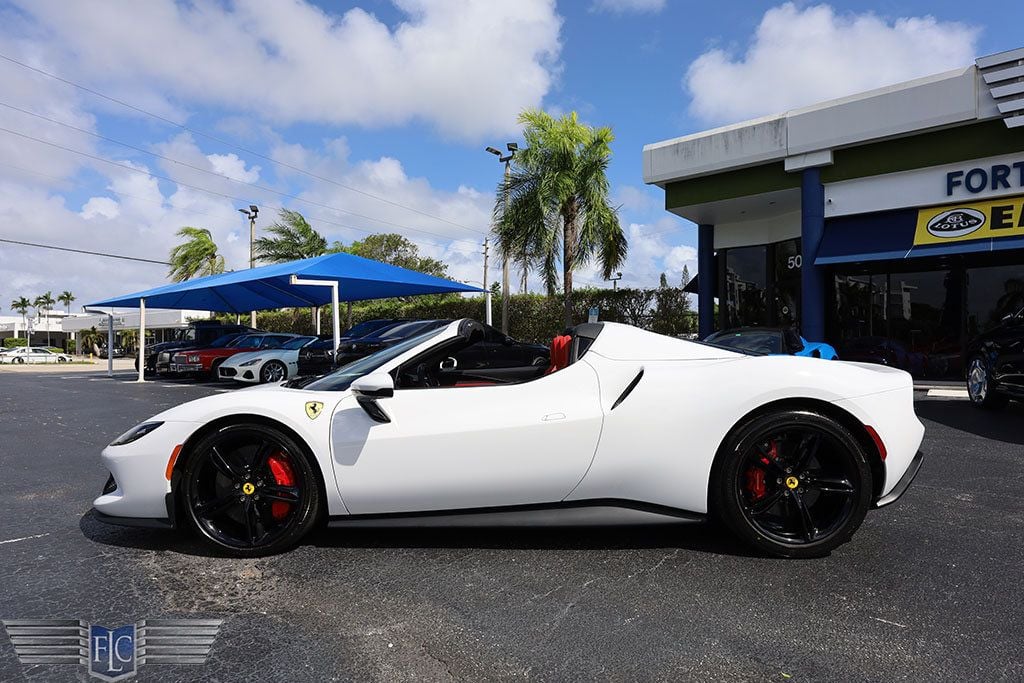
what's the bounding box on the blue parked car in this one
[704,327,839,360]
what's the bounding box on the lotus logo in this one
[926,208,986,238]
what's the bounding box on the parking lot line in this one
[0,532,50,545]
[927,388,969,398]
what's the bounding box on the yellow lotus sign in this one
[915,195,1024,245]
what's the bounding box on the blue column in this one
[697,223,716,339]
[800,168,826,341]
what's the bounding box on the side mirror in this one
[350,373,394,399]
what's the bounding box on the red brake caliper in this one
[745,440,778,501]
[266,452,296,521]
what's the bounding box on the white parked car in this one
[218,336,317,384]
[93,319,925,558]
[0,346,72,364]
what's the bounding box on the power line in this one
[0,51,489,237]
[0,124,484,253]
[0,100,484,241]
[0,237,169,264]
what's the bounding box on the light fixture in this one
[485,146,502,156]
[507,142,518,151]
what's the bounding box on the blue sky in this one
[1,0,1022,310]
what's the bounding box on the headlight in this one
[186,354,200,363]
[240,357,262,366]
[109,421,163,447]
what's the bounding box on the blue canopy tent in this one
[88,252,484,381]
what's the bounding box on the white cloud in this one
[685,3,980,124]
[9,0,563,141]
[207,153,260,184]
[80,196,119,220]
[591,0,665,13]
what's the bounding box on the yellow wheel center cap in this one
[785,476,800,490]
[242,482,255,495]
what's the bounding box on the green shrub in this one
[3,337,28,348]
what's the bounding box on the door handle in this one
[542,412,565,422]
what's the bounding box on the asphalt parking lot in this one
[1,371,1022,682]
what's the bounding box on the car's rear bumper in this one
[875,450,924,508]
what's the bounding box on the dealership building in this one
[644,47,1024,377]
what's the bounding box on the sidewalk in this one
[0,357,136,373]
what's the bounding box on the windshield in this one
[704,330,782,355]
[208,333,238,348]
[291,328,446,391]
[229,335,263,349]
[344,319,395,339]
[378,320,439,340]
[173,328,197,342]
[281,336,316,350]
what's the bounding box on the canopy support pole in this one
[107,314,114,377]
[290,276,341,367]
[137,297,146,383]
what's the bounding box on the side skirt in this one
[327,499,706,529]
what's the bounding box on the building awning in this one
[88,252,484,312]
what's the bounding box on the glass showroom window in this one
[772,239,801,327]
[724,245,768,328]
[966,264,1024,337]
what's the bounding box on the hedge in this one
[254,287,694,344]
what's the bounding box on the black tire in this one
[179,423,321,557]
[208,358,225,381]
[711,410,872,559]
[966,354,1008,410]
[58,356,68,363]
[260,360,287,384]
[14,357,24,364]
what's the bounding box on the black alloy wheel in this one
[260,360,287,384]
[181,423,320,556]
[713,411,872,558]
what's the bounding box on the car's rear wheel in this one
[712,410,872,559]
[967,355,1007,410]
[180,423,320,556]
[14,357,24,364]
[260,360,287,383]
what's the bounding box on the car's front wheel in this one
[966,355,1007,410]
[712,410,872,559]
[180,423,321,556]
[260,360,287,383]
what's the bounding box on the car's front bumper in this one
[875,450,924,508]
[92,420,201,521]
[169,362,204,373]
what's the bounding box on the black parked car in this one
[334,319,453,366]
[137,321,259,372]
[964,306,1024,409]
[296,319,406,377]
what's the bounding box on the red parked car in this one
[169,333,299,379]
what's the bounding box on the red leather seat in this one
[547,335,572,374]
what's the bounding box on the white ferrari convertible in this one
[93,319,925,558]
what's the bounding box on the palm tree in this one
[10,296,30,342]
[253,209,327,263]
[80,326,102,355]
[495,110,627,326]
[253,210,328,328]
[168,227,226,282]
[58,290,75,313]
[34,291,56,347]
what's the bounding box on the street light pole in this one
[239,205,259,327]
[482,239,492,326]
[608,271,623,291]
[486,143,518,335]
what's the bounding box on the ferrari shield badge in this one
[305,401,324,420]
